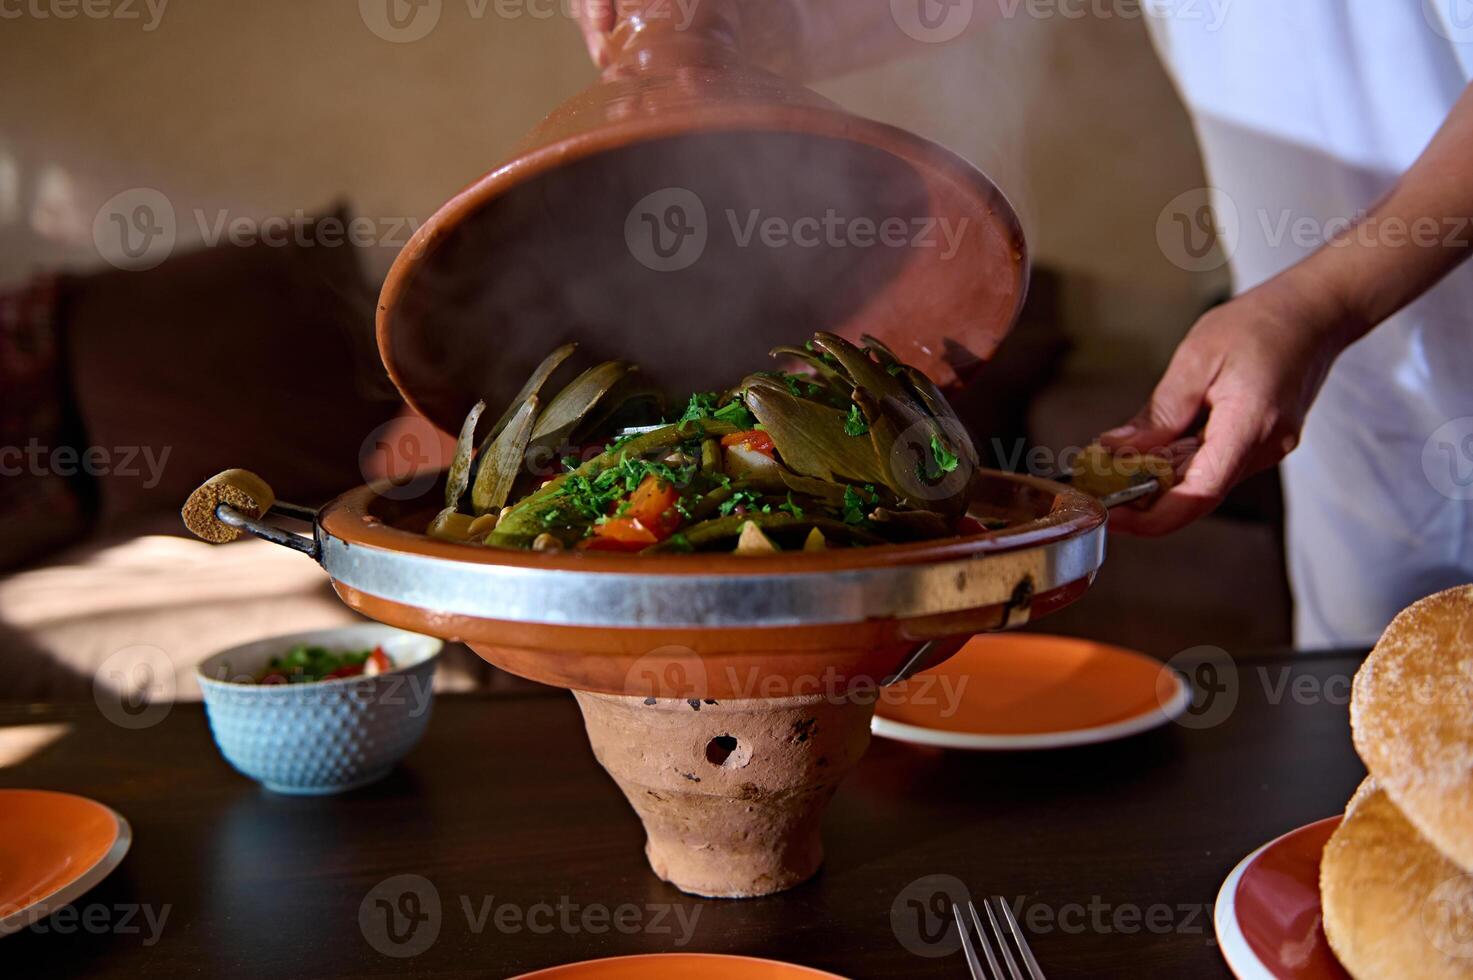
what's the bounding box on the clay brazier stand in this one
[574,691,874,898]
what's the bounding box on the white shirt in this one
[1145,1,1473,645]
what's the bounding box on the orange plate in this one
[1214,817,1350,979]
[872,634,1189,750]
[509,953,847,979]
[0,790,132,938]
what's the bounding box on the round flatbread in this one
[1321,780,1473,979]
[1352,584,1473,873]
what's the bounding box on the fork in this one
[952,896,1046,980]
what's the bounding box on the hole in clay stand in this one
[705,735,751,769]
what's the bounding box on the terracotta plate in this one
[508,953,848,979]
[1214,817,1350,980]
[871,634,1190,750]
[0,789,132,938]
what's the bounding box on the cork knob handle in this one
[181,469,277,544]
[1071,443,1180,509]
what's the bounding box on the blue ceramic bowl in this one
[196,624,442,795]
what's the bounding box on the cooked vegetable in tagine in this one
[428,332,996,554]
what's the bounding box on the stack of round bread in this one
[1321,585,1473,978]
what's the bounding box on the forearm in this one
[1283,81,1473,346]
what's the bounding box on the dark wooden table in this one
[1,648,1368,979]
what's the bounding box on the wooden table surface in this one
[0,648,1368,979]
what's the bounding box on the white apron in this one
[1145,0,1473,647]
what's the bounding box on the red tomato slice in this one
[367,646,393,675]
[577,534,648,553]
[592,516,660,544]
[956,516,987,536]
[595,475,681,539]
[585,476,684,551]
[721,430,775,458]
[623,476,681,529]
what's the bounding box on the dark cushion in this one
[64,204,402,533]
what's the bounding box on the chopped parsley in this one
[718,489,763,517]
[602,431,640,453]
[930,434,961,474]
[841,484,878,525]
[679,392,757,429]
[678,393,718,423]
[554,452,696,524]
[755,371,825,399]
[779,493,804,519]
[843,404,869,437]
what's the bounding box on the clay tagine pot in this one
[377,2,1028,436]
[185,5,1087,900]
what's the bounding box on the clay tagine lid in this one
[378,6,1029,435]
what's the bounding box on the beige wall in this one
[0,1,1220,370]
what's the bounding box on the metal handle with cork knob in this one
[1064,441,1194,510]
[181,469,320,560]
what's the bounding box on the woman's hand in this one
[574,0,616,68]
[1100,273,1357,536]
[574,0,810,75]
[572,0,964,81]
